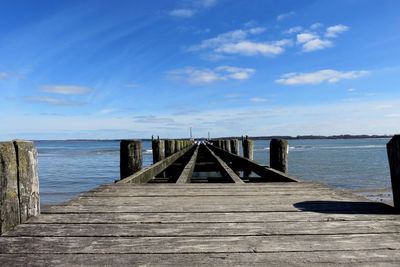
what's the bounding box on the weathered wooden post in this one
[270,138,289,173]
[0,141,20,234]
[165,139,175,157]
[224,140,231,153]
[242,136,254,177]
[176,140,182,152]
[231,139,239,155]
[387,135,400,209]
[13,140,40,223]
[1,140,40,234]
[152,136,165,164]
[120,140,142,179]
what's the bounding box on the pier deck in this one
[1,142,400,266]
[1,182,399,266]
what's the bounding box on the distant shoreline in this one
[33,134,393,142]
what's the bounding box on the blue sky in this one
[1,0,399,140]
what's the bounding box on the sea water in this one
[35,138,392,207]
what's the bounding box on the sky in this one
[1,0,400,140]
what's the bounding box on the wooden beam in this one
[117,144,195,184]
[204,145,244,184]
[176,145,199,184]
[207,144,300,182]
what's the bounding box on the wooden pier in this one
[1,141,400,266]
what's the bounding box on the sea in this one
[35,138,393,208]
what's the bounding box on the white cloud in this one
[310,23,323,30]
[249,27,266,34]
[216,66,255,80]
[169,0,217,18]
[215,40,290,56]
[282,26,303,35]
[250,98,268,103]
[296,33,319,44]
[276,69,369,85]
[133,115,175,124]
[302,38,333,52]
[38,85,96,95]
[167,66,255,85]
[296,32,332,52]
[24,96,85,106]
[348,88,356,92]
[277,11,295,21]
[169,9,195,18]
[326,24,349,38]
[188,27,290,58]
[188,29,248,51]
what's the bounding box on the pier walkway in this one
[0,142,399,266]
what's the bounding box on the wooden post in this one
[152,137,165,164]
[387,135,400,209]
[0,141,20,234]
[13,140,40,223]
[224,140,231,153]
[120,140,142,179]
[0,140,40,234]
[176,140,182,152]
[242,137,254,177]
[270,138,289,174]
[231,139,239,155]
[165,139,175,157]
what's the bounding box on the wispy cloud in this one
[169,9,195,18]
[188,28,291,58]
[348,88,356,92]
[276,69,369,85]
[277,11,295,21]
[167,66,255,84]
[250,97,268,103]
[38,85,96,95]
[24,96,85,106]
[169,0,217,18]
[133,115,175,124]
[282,26,303,35]
[0,71,26,80]
[224,94,241,98]
[123,83,140,88]
[310,23,323,30]
[326,24,349,38]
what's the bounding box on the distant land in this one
[33,134,393,142]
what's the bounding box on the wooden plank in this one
[176,145,199,184]
[2,251,400,266]
[204,145,244,184]
[5,220,400,237]
[27,212,400,224]
[117,144,195,184]
[1,234,400,254]
[62,194,371,207]
[42,201,395,213]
